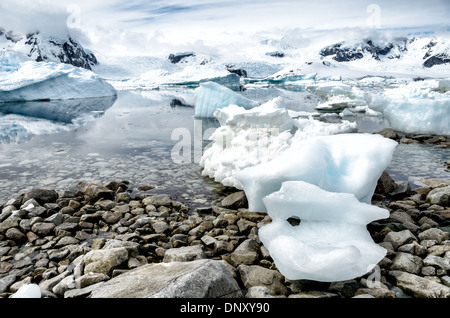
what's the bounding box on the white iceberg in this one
[194,81,258,118]
[368,79,450,136]
[200,97,293,188]
[235,133,397,212]
[0,49,116,103]
[200,99,362,191]
[259,181,389,282]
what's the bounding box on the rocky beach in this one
[0,130,449,299]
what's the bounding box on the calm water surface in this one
[0,88,448,204]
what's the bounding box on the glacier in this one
[0,49,116,103]
[259,181,389,282]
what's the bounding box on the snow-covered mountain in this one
[319,35,450,68]
[0,28,97,70]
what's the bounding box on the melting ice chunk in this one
[259,181,389,282]
[236,133,397,212]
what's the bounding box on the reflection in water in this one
[0,95,117,144]
[0,88,447,204]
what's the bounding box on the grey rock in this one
[44,213,65,226]
[0,274,16,293]
[229,238,259,266]
[418,228,450,243]
[142,194,172,207]
[82,184,114,201]
[52,275,76,296]
[89,259,243,298]
[427,185,450,206]
[383,230,417,250]
[375,170,397,194]
[82,247,129,276]
[389,270,450,298]
[0,216,21,233]
[75,272,110,289]
[163,245,206,262]
[245,286,275,298]
[31,222,55,236]
[39,271,71,292]
[238,264,288,296]
[390,252,423,274]
[22,188,58,205]
[221,191,248,209]
[64,282,105,298]
[424,255,450,271]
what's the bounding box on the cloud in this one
[1,0,448,56]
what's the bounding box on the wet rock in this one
[82,184,114,201]
[221,191,248,209]
[22,188,58,205]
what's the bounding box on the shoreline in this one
[1,163,449,298]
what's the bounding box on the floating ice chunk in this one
[369,79,450,135]
[200,98,293,188]
[194,81,258,118]
[10,284,41,298]
[0,49,116,103]
[236,133,397,212]
[259,181,389,282]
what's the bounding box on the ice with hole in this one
[258,181,390,282]
[235,133,397,212]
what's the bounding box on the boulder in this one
[89,259,243,298]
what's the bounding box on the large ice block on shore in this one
[259,181,389,282]
[194,81,258,118]
[200,97,293,188]
[235,133,397,212]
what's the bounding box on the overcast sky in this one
[0,0,449,55]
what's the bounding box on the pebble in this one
[1,172,450,298]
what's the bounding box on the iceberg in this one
[235,133,397,212]
[0,49,116,103]
[0,96,116,144]
[194,81,258,118]
[368,79,450,136]
[200,97,293,188]
[259,181,389,282]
